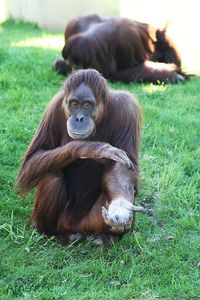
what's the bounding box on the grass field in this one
[0,20,200,300]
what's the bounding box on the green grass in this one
[0,20,200,300]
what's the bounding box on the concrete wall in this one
[0,0,9,21]
[1,0,119,30]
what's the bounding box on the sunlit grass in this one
[12,35,64,50]
[142,83,167,94]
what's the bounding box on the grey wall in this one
[1,0,120,30]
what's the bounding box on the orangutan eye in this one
[70,100,79,108]
[83,101,94,109]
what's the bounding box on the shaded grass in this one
[0,20,200,300]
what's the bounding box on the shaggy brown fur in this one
[17,69,142,244]
[53,14,185,83]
